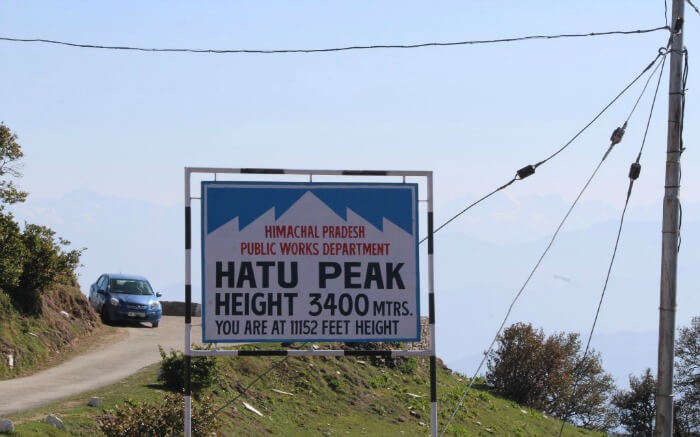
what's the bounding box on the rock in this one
[60,310,70,319]
[409,410,420,418]
[520,409,528,414]
[88,397,102,407]
[0,418,14,433]
[475,421,482,426]
[311,344,319,350]
[485,427,494,433]
[406,392,423,398]
[6,354,13,369]
[242,401,263,417]
[45,414,65,429]
[418,421,426,427]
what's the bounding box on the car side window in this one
[98,276,107,291]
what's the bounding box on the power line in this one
[437,51,666,430]
[419,50,666,246]
[0,25,669,55]
[557,53,667,436]
[439,135,621,436]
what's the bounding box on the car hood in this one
[111,293,157,305]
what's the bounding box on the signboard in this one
[201,182,419,343]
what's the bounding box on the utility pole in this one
[655,0,684,435]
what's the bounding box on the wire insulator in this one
[629,162,641,180]
[610,123,627,145]
[516,165,536,179]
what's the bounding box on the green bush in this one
[158,346,219,396]
[0,212,24,292]
[0,213,83,314]
[97,392,220,436]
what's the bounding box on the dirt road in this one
[0,316,201,416]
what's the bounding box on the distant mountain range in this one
[10,188,699,385]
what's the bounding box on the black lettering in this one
[284,292,297,316]
[231,293,243,316]
[386,263,405,289]
[319,262,341,288]
[215,292,229,316]
[344,262,361,289]
[256,261,275,288]
[251,293,266,315]
[216,261,235,288]
[363,262,384,289]
[268,292,282,316]
[236,262,257,288]
[278,261,298,288]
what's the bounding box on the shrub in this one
[97,392,220,436]
[486,322,615,430]
[1,221,83,314]
[158,346,219,396]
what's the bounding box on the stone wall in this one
[409,317,430,350]
[160,301,202,317]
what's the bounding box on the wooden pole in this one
[654,1,684,435]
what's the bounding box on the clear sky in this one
[2,1,698,383]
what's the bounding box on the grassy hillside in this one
[0,285,106,380]
[8,344,603,436]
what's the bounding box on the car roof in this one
[106,273,149,281]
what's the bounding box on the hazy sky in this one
[2,1,698,382]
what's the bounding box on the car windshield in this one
[109,279,153,295]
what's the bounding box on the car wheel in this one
[151,321,159,328]
[101,305,111,325]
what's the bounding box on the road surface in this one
[0,316,201,416]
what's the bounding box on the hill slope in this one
[9,344,603,436]
[0,285,104,380]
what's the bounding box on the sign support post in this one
[184,167,436,436]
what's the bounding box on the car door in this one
[95,276,108,310]
[89,276,101,307]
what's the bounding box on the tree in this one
[674,317,699,435]
[612,368,656,436]
[0,123,83,313]
[0,122,27,208]
[486,323,616,430]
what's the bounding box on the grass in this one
[0,286,113,380]
[7,343,604,436]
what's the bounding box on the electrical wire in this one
[420,50,666,246]
[0,26,669,55]
[439,135,627,436]
[677,48,688,252]
[687,0,700,15]
[557,53,667,436]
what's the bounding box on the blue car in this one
[89,273,163,328]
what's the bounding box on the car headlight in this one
[149,300,160,310]
[110,297,120,307]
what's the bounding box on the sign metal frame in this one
[184,167,437,436]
